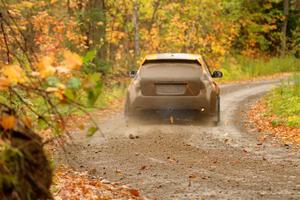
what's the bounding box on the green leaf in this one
[85,73,103,106]
[37,118,48,129]
[87,126,98,137]
[83,49,97,64]
[90,73,101,85]
[87,89,101,106]
[64,88,75,100]
[53,123,62,136]
[46,76,59,87]
[67,77,81,89]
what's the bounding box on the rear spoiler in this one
[142,59,202,66]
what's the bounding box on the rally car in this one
[125,53,223,124]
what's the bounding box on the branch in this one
[10,88,51,127]
[0,0,34,65]
[69,99,104,137]
[0,12,10,63]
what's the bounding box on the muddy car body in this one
[125,53,222,123]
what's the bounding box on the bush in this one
[221,55,300,81]
[265,74,300,127]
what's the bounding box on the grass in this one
[265,74,300,127]
[221,55,300,81]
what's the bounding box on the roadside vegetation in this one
[248,74,300,146]
[266,74,300,127]
[221,56,300,81]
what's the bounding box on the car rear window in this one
[140,61,202,79]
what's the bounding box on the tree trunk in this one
[67,0,73,16]
[85,0,107,60]
[23,17,36,56]
[133,0,140,63]
[0,12,10,63]
[148,0,161,34]
[295,0,300,9]
[281,0,289,56]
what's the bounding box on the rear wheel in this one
[213,95,221,125]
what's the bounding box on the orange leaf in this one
[0,78,11,90]
[128,189,140,197]
[63,50,82,70]
[0,115,16,130]
[2,64,27,84]
[37,56,56,78]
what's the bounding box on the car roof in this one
[142,53,202,64]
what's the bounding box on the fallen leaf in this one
[128,189,140,197]
[188,174,197,179]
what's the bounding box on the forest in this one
[1,0,300,70]
[0,0,300,199]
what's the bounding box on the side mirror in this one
[212,71,223,78]
[128,70,137,78]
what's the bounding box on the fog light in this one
[201,108,205,112]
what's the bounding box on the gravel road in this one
[56,79,300,200]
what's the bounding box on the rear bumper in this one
[129,90,210,112]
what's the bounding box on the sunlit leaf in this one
[56,67,70,74]
[37,56,56,78]
[2,64,27,85]
[20,1,34,8]
[0,78,11,90]
[63,50,83,70]
[46,87,59,92]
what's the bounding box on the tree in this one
[0,1,103,198]
[133,0,140,64]
[281,0,289,56]
[78,0,108,73]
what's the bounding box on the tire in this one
[213,95,221,125]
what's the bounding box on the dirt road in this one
[56,79,300,200]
